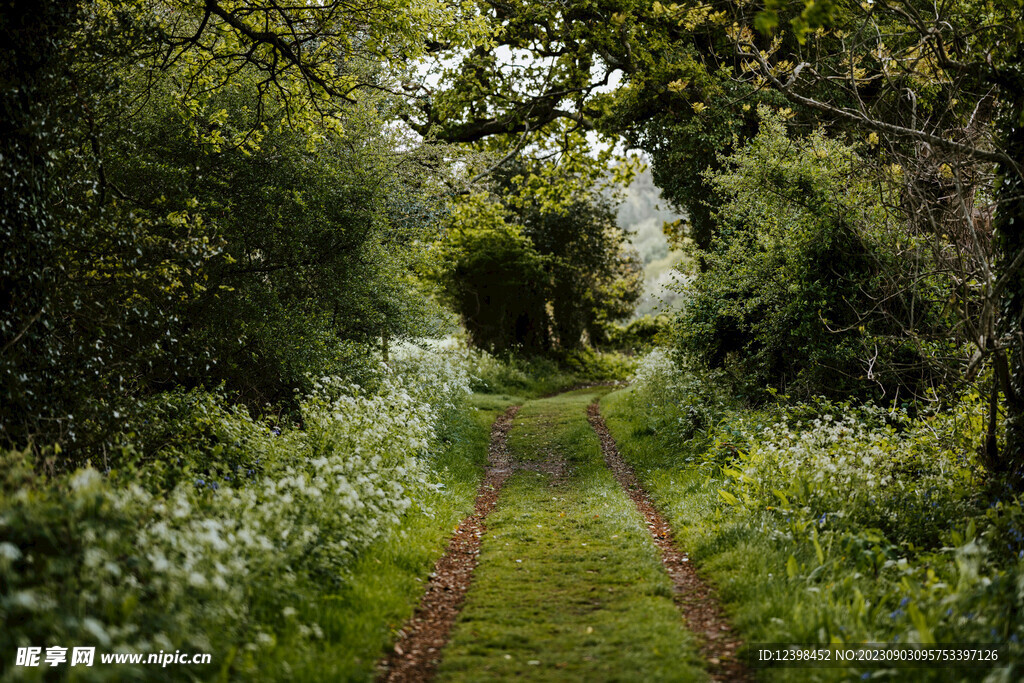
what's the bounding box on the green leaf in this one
[718,488,740,506]
[754,10,779,35]
[812,528,825,565]
[907,604,935,644]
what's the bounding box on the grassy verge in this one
[249,393,512,681]
[466,348,635,397]
[599,386,1020,683]
[437,390,706,682]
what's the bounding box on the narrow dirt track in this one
[587,402,752,683]
[379,397,751,682]
[377,405,519,683]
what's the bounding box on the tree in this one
[104,75,449,404]
[514,170,644,350]
[677,109,961,399]
[0,0,469,451]
[2,0,99,446]
[434,162,642,354]
[439,218,553,353]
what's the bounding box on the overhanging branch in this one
[204,0,357,104]
[738,46,1022,178]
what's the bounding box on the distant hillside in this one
[616,168,688,318]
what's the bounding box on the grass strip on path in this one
[436,389,707,682]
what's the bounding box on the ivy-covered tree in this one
[677,109,961,400]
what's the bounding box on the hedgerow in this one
[0,346,470,679]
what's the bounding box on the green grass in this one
[469,350,635,398]
[246,394,512,681]
[437,389,707,682]
[598,387,1016,683]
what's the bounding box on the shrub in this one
[625,349,1024,653]
[0,346,470,678]
[673,108,962,401]
[448,337,631,395]
[627,349,735,457]
[558,348,636,382]
[602,314,671,354]
[719,401,983,549]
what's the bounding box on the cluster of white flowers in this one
[0,344,472,666]
[628,349,732,448]
[630,349,675,391]
[629,350,975,541]
[629,352,1024,648]
[719,407,976,539]
[386,338,474,421]
[418,337,531,392]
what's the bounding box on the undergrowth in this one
[459,341,634,396]
[601,350,1024,682]
[0,345,494,681]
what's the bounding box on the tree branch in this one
[738,46,1022,178]
[203,0,357,103]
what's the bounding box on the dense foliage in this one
[412,0,1024,478]
[3,0,1024,677]
[435,164,643,354]
[618,351,1024,667]
[1,0,461,454]
[0,346,471,678]
[675,109,962,400]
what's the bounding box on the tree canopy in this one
[4,0,1024,479]
[435,161,642,354]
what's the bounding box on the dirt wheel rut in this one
[587,402,752,683]
[377,405,519,683]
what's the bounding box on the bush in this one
[673,108,961,401]
[559,348,636,383]
[0,346,471,678]
[455,343,534,394]
[623,349,1024,657]
[446,337,633,396]
[719,400,984,549]
[602,314,671,354]
[627,349,735,455]
[103,390,276,493]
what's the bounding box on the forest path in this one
[382,388,745,682]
